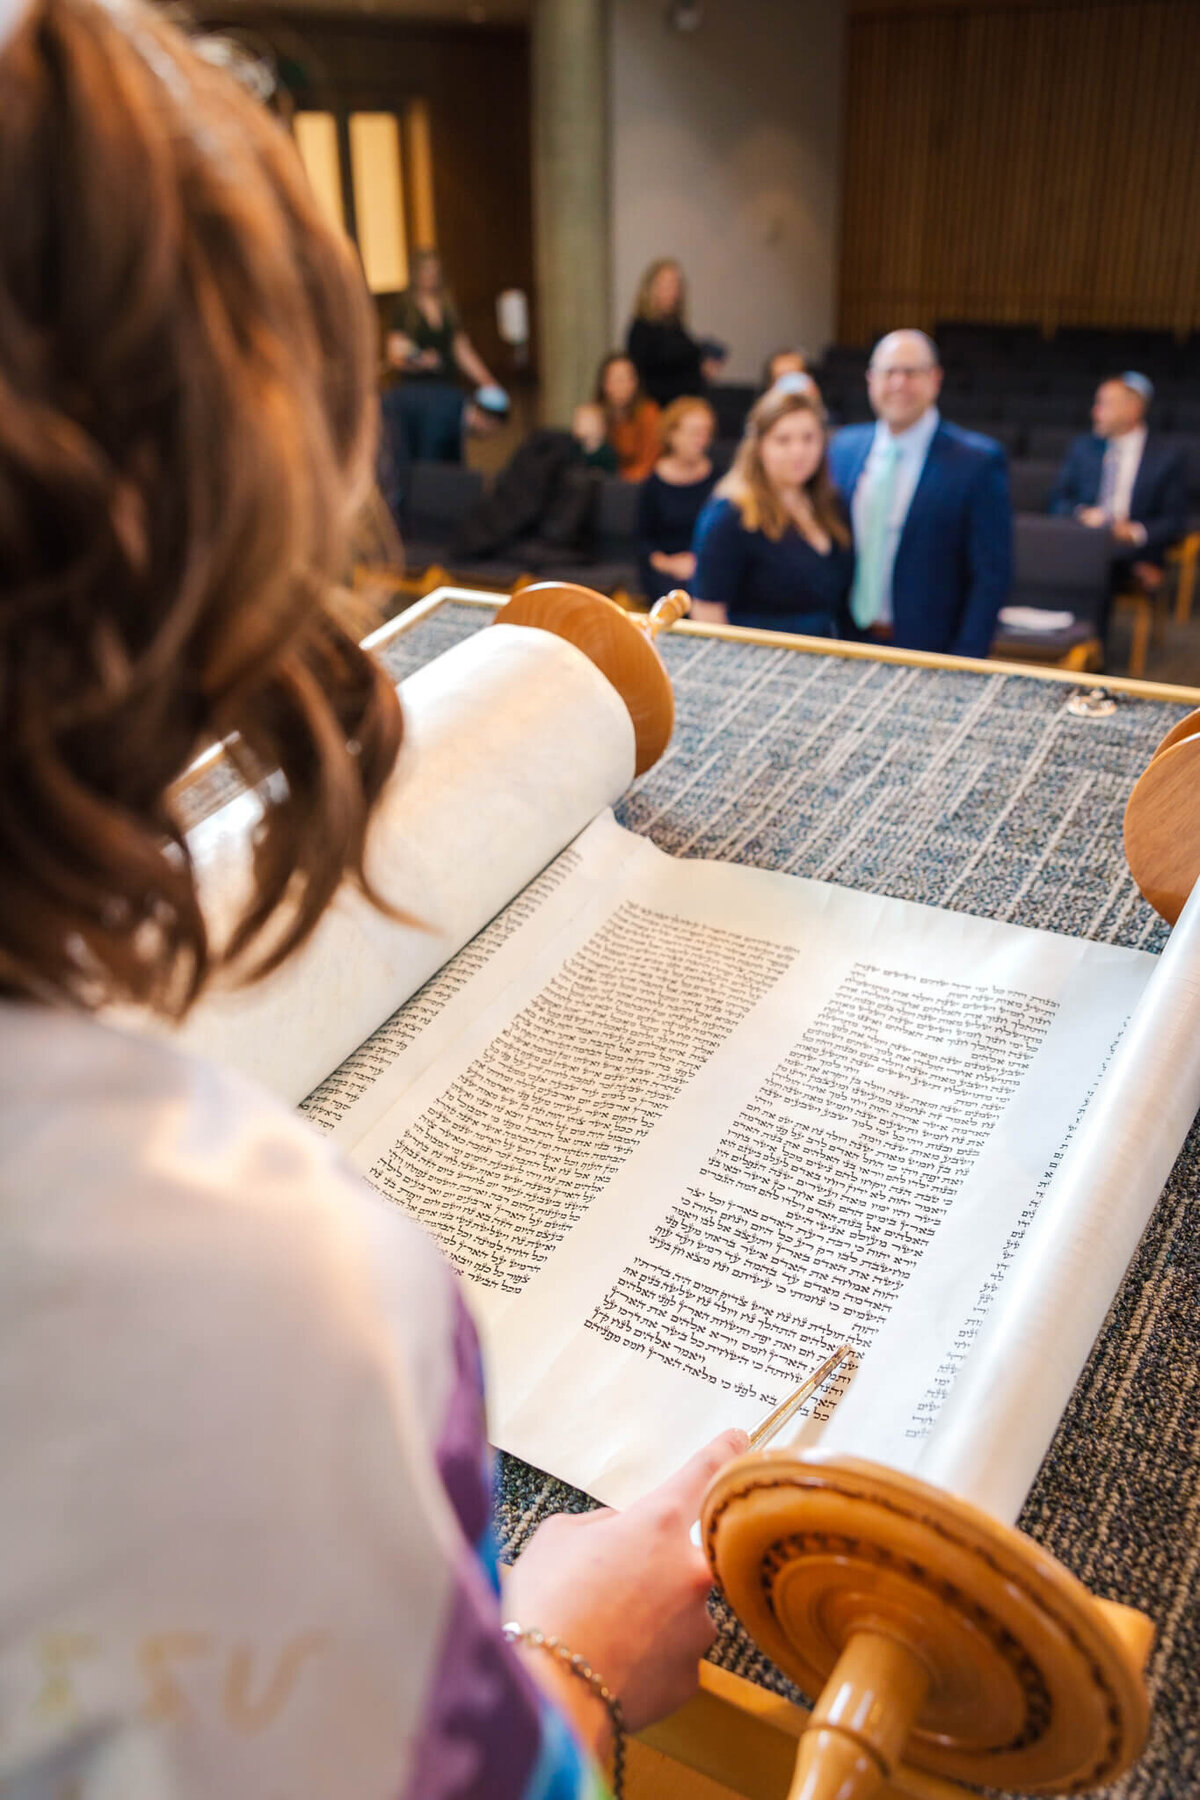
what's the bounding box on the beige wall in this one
[608,0,846,385]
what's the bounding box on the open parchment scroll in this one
[175,622,1193,1526]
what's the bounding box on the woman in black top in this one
[381,250,500,463]
[625,259,721,408]
[637,398,718,601]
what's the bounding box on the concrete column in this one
[532,0,611,425]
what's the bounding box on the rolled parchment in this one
[910,880,1200,1523]
[175,624,635,1104]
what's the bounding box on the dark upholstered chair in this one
[401,463,485,572]
[1027,425,1078,464]
[1008,459,1060,513]
[991,514,1114,670]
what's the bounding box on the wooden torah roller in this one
[1124,706,1200,923]
[497,581,690,775]
[702,1450,1152,1800]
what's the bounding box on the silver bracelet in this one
[501,1621,626,1798]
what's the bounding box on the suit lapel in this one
[1082,435,1106,506]
[838,427,873,500]
[1129,435,1157,517]
[896,422,946,551]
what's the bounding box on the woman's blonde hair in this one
[716,388,850,547]
[658,397,716,456]
[0,0,403,1017]
[633,258,687,324]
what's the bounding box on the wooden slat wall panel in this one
[839,1,1200,344]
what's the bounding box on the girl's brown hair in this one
[716,387,850,547]
[0,0,403,1018]
[657,397,716,457]
[633,258,687,324]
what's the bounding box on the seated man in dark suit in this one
[1049,373,1187,594]
[828,330,1012,658]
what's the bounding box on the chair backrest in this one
[1011,514,1113,625]
[939,385,983,419]
[711,437,738,476]
[1161,433,1200,505]
[1028,424,1078,463]
[946,417,1022,455]
[1008,459,1060,513]
[709,383,757,440]
[1006,392,1081,426]
[593,477,640,554]
[405,462,485,535]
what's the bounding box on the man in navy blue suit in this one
[1049,373,1186,595]
[828,330,1012,659]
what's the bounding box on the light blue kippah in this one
[772,372,817,398]
[1120,371,1155,406]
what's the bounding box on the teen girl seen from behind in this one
[0,4,744,1795]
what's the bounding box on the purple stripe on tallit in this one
[404,1549,546,1800]
[435,1279,492,1550]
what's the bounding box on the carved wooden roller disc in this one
[1123,707,1200,924]
[703,1449,1150,1796]
[498,581,676,775]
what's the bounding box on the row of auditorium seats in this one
[393,460,1133,656]
[399,463,644,597]
[823,396,1200,444]
[821,321,1200,385]
[936,321,1200,379]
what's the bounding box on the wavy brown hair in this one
[0,0,403,1018]
[717,387,850,547]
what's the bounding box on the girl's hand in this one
[503,1428,748,1744]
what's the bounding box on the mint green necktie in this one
[850,440,903,630]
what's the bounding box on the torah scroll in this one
[174,618,1196,1531]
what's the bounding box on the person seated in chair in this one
[760,348,813,394]
[637,398,718,602]
[828,329,1012,659]
[1049,373,1187,595]
[596,352,661,482]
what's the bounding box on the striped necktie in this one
[1097,442,1118,519]
[850,439,903,630]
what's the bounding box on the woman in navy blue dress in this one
[637,397,718,602]
[691,383,853,636]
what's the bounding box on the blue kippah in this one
[772,372,816,398]
[1120,371,1154,406]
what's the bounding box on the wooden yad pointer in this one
[747,1344,853,1450]
[691,1347,852,1549]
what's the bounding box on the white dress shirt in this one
[1099,425,1147,538]
[851,407,941,626]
